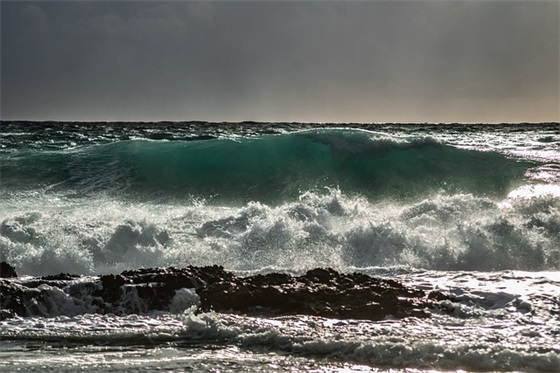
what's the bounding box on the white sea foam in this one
[1,189,559,276]
[169,288,200,314]
[178,309,560,371]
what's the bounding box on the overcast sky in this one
[1,1,558,123]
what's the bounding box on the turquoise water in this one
[0,126,536,201]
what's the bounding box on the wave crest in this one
[1,129,534,201]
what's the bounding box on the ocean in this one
[0,121,559,372]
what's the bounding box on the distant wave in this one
[1,129,534,202]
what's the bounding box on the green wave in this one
[1,129,534,202]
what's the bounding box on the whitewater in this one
[0,121,559,372]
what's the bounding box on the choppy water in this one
[1,121,559,371]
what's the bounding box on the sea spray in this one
[1,190,558,276]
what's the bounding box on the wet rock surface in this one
[0,265,448,321]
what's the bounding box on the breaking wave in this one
[1,190,558,275]
[1,129,534,202]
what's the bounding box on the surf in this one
[1,190,559,276]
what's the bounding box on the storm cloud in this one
[1,1,558,122]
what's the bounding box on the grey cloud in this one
[1,1,558,122]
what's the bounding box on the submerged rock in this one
[0,264,447,321]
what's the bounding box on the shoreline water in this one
[1,264,558,372]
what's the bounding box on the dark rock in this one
[0,280,32,317]
[42,273,80,281]
[303,268,337,283]
[0,262,17,278]
[0,266,450,321]
[0,309,15,321]
[95,274,130,310]
[427,290,449,301]
[197,267,440,320]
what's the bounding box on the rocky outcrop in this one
[0,262,17,278]
[0,265,448,321]
[197,268,438,320]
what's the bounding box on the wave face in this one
[1,129,533,202]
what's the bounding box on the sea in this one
[0,121,559,372]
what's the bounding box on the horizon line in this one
[2,119,559,125]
